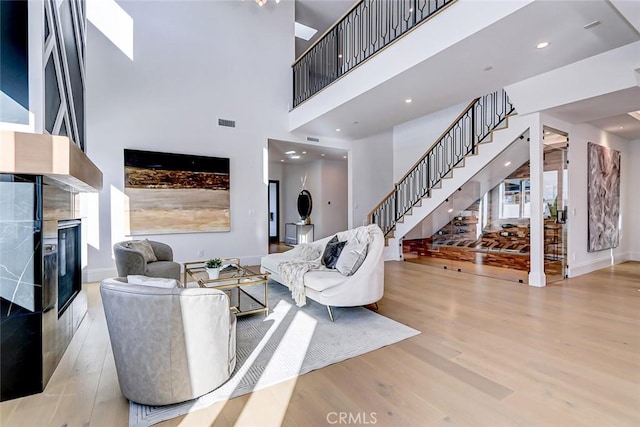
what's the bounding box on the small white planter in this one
[206,268,220,280]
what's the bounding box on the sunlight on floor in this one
[236,309,317,426]
[177,299,317,426]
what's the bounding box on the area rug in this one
[129,281,420,427]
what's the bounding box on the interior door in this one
[268,180,279,243]
[542,127,569,283]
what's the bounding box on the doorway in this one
[268,180,280,243]
[542,126,569,283]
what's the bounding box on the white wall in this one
[282,162,309,226]
[630,141,640,261]
[392,102,468,181]
[565,122,636,277]
[281,160,347,241]
[85,0,294,280]
[349,131,394,228]
[317,160,348,239]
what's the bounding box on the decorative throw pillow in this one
[127,275,178,288]
[321,235,347,269]
[125,240,158,263]
[335,241,368,276]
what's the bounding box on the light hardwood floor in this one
[1,261,638,426]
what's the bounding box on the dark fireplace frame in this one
[57,219,81,317]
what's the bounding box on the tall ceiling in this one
[291,0,640,143]
[269,0,354,164]
[294,0,354,58]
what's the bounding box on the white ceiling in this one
[294,0,355,58]
[292,0,640,142]
[269,138,347,164]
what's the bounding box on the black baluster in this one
[471,101,476,154]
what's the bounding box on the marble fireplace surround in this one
[0,131,102,401]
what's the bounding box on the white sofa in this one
[260,225,384,320]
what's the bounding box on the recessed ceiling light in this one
[447,208,453,213]
[321,153,326,157]
[291,155,300,159]
[302,151,307,154]
[338,54,343,58]
[343,155,347,159]
[280,159,284,162]
[336,128,341,132]
[285,150,296,154]
[353,121,358,125]
[619,126,624,129]
[295,22,318,41]
[483,66,493,71]
[536,41,550,49]
[409,7,413,12]
[405,98,413,103]
[505,161,512,167]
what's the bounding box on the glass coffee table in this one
[183,258,269,317]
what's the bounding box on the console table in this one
[285,223,314,245]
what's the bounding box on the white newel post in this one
[528,115,546,287]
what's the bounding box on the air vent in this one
[218,118,236,128]
[307,136,319,142]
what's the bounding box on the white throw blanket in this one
[277,225,378,306]
[277,244,322,307]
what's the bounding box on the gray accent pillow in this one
[321,235,347,269]
[336,241,368,276]
[123,239,158,262]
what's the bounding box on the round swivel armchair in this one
[113,240,181,281]
[101,278,237,405]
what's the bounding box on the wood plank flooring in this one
[1,261,638,426]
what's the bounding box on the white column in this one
[528,114,546,287]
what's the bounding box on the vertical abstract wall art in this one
[587,142,620,252]
[124,149,230,234]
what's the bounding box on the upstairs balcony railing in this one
[292,0,455,108]
[368,89,516,237]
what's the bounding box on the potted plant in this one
[205,258,223,280]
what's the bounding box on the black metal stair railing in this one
[292,0,455,108]
[368,89,515,237]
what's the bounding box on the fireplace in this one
[1,132,102,401]
[57,220,81,316]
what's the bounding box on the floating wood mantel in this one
[0,131,102,192]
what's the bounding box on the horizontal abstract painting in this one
[124,149,230,235]
[587,142,620,252]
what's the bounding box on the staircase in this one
[367,89,532,259]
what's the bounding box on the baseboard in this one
[84,255,264,284]
[568,252,631,278]
[629,251,640,261]
[84,267,118,283]
[241,255,263,267]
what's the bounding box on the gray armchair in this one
[100,277,237,405]
[113,240,181,281]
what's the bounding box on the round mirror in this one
[297,190,312,220]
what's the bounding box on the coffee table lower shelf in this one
[183,260,269,317]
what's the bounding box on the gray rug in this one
[129,281,420,427]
